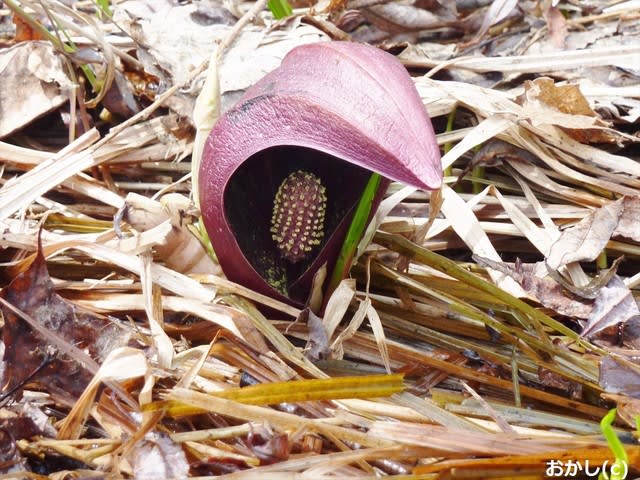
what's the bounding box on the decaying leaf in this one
[453,139,539,188]
[613,196,640,242]
[547,196,640,270]
[113,1,327,120]
[542,2,567,49]
[0,242,125,401]
[473,256,592,319]
[581,276,639,338]
[0,407,54,475]
[600,356,640,400]
[121,192,221,275]
[57,347,148,440]
[0,42,73,139]
[464,0,519,47]
[517,77,618,143]
[601,392,640,428]
[129,432,189,480]
[359,2,445,35]
[303,307,330,361]
[244,425,290,464]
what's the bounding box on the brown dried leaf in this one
[621,316,640,350]
[0,413,46,474]
[601,392,640,428]
[538,367,573,393]
[0,42,73,139]
[453,139,538,188]
[0,244,124,401]
[473,256,592,319]
[12,14,47,42]
[518,267,592,320]
[518,77,615,143]
[546,197,632,270]
[581,276,639,338]
[523,77,596,117]
[245,426,290,464]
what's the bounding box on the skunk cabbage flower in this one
[199,41,441,306]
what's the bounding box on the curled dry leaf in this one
[547,196,640,270]
[581,276,639,339]
[122,192,221,275]
[245,426,290,465]
[517,77,618,143]
[453,139,539,188]
[358,2,446,35]
[0,408,53,473]
[303,308,331,362]
[129,432,189,480]
[199,41,442,306]
[463,0,519,47]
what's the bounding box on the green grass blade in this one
[327,173,382,298]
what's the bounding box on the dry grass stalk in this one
[0,0,638,478]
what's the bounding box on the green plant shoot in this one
[95,0,112,18]
[326,173,382,298]
[599,408,628,480]
[268,0,293,19]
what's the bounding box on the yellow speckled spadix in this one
[270,170,326,263]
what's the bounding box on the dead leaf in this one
[303,308,330,361]
[245,426,290,464]
[0,413,45,474]
[129,432,189,480]
[453,139,538,188]
[621,315,640,350]
[12,14,47,42]
[518,77,618,143]
[542,3,567,49]
[601,392,640,428]
[0,242,125,401]
[599,356,640,400]
[360,3,445,35]
[540,367,567,391]
[122,192,221,276]
[113,2,327,121]
[521,77,597,118]
[57,347,148,440]
[613,196,640,242]
[462,0,519,47]
[547,199,619,269]
[581,276,639,338]
[0,42,73,139]
[544,256,624,301]
[102,70,142,118]
[473,256,592,319]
